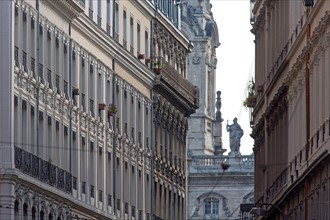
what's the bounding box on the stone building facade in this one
[251,0,330,219]
[0,0,197,219]
[181,1,254,219]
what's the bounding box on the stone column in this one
[0,0,14,169]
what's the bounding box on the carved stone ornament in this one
[192,54,201,64]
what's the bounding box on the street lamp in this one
[250,203,287,220]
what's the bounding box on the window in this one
[89,0,93,19]
[204,198,219,215]
[97,0,102,26]
[137,22,141,55]
[106,0,111,34]
[113,1,119,41]
[130,16,134,53]
[123,10,127,48]
[145,30,149,62]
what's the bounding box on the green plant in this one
[152,60,164,68]
[243,79,256,108]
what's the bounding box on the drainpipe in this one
[150,5,157,218]
[304,6,311,220]
[150,90,156,220]
[305,8,311,167]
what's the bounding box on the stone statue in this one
[226,118,244,155]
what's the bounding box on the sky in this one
[212,0,255,155]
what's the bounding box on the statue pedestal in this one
[228,151,241,157]
[227,152,243,170]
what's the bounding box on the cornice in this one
[251,0,267,35]
[41,0,84,22]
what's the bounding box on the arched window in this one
[204,198,219,215]
[14,200,19,219]
[32,207,36,220]
[40,210,45,220]
[14,200,19,213]
[23,203,28,219]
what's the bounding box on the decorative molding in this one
[192,53,201,65]
[285,12,330,103]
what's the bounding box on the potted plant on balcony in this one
[108,104,117,117]
[138,54,145,59]
[99,103,106,111]
[243,79,256,108]
[152,59,163,74]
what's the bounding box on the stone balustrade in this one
[188,154,254,174]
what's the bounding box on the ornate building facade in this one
[0,0,197,219]
[181,1,254,219]
[251,0,330,219]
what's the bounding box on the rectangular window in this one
[82,181,86,194]
[89,62,94,104]
[173,3,178,26]
[145,30,149,63]
[90,185,95,198]
[89,0,93,19]
[137,22,141,55]
[97,0,101,26]
[130,16,134,54]
[123,10,127,49]
[108,194,112,206]
[106,0,111,34]
[204,198,219,215]
[113,1,119,41]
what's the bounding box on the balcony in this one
[22,51,27,72]
[47,69,53,89]
[31,57,36,78]
[38,63,44,83]
[14,146,72,194]
[14,46,18,67]
[152,57,199,116]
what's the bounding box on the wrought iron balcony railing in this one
[14,146,73,194]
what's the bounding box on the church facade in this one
[181,1,254,219]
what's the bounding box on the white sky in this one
[212,0,255,155]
